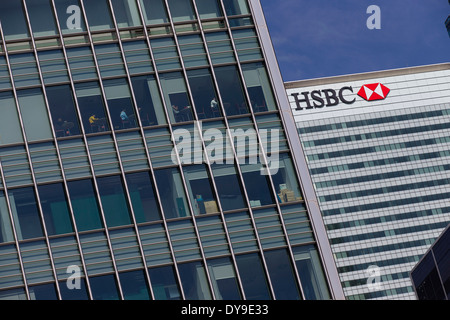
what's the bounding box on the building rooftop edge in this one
[284,62,450,89]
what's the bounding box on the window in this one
[0,191,14,244]
[125,171,162,223]
[159,72,193,123]
[67,46,98,81]
[75,81,110,133]
[196,0,223,19]
[271,153,303,203]
[235,253,271,300]
[26,0,58,37]
[242,63,276,112]
[154,167,190,219]
[111,0,143,28]
[9,53,41,88]
[179,35,208,68]
[46,85,81,137]
[150,37,181,71]
[178,261,212,300]
[83,0,114,31]
[0,1,29,40]
[38,183,74,236]
[38,50,70,85]
[207,257,242,300]
[239,160,275,208]
[103,78,137,130]
[0,92,24,146]
[222,0,250,16]
[59,278,89,300]
[183,164,219,215]
[149,265,181,300]
[123,41,153,75]
[28,283,58,300]
[9,187,44,240]
[167,0,196,22]
[131,74,167,126]
[214,65,249,116]
[205,32,235,65]
[67,179,103,232]
[187,69,222,119]
[90,274,121,300]
[97,175,132,228]
[95,43,126,78]
[54,0,86,34]
[119,270,151,300]
[211,163,246,211]
[139,0,169,25]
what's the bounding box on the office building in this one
[286,63,450,299]
[410,223,450,300]
[0,0,343,300]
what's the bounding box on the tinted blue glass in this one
[75,82,110,133]
[207,257,242,300]
[39,183,74,236]
[119,270,151,300]
[0,1,29,40]
[97,175,132,228]
[83,0,114,31]
[236,253,271,300]
[214,65,249,116]
[178,261,212,299]
[154,168,190,219]
[26,0,58,37]
[67,179,103,232]
[240,164,274,207]
[131,75,167,126]
[29,283,58,300]
[54,0,86,34]
[59,278,89,300]
[9,188,44,240]
[183,164,218,215]
[211,163,246,211]
[0,288,27,300]
[149,265,181,300]
[90,274,120,300]
[187,69,222,119]
[264,249,301,300]
[125,172,162,223]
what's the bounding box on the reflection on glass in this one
[271,153,303,203]
[154,167,190,219]
[195,0,223,19]
[59,278,89,300]
[38,50,70,85]
[149,265,181,300]
[167,0,196,22]
[97,175,132,228]
[236,253,271,300]
[39,183,74,236]
[90,274,120,300]
[159,72,193,123]
[264,249,301,300]
[54,0,86,34]
[28,283,58,300]
[125,172,162,223]
[293,245,331,300]
[67,179,103,232]
[83,0,114,31]
[178,261,212,300]
[119,270,151,300]
[239,160,274,207]
[66,46,98,81]
[103,78,136,130]
[26,0,58,37]
[75,81,110,133]
[222,0,250,16]
[183,164,218,215]
[211,163,246,211]
[111,0,143,27]
[242,63,276,112]
[131,75,167,126]
[0,192,14,244]
[0,1,29,40]
[9,53,41,88]
[0,92,24,146]
[139,0,169,25]
[207,257,242,300]
[95,43,126,78]
[9,187,44,240]
[46,85,81,137]
[214,65,249,116]
[187,69,222,119]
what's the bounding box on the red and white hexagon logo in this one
[357,83,390,101]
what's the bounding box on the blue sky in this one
[260,0,450,82]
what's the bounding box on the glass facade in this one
[0,0,336,300]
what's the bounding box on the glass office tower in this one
[0,0,343,300]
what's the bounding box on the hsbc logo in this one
[291,83,390,111]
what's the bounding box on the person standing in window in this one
[120,109,130,128]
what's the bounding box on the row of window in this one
[0,245,331,300]
[346,285,414,300]
[0,0,251,42]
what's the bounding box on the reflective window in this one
[75,81,110,133]
[0,288,27,300]
[54,0,86,34]
[222,0,250,16]
[38,50,70,85]
[232,29,263,62]
[187,69,222,119]
[214,65,249,116]
[9,187,44,240]
[67,46,98,81]
[103,78,137,130]
[242,62,276,112]
[159,72,193,123]
[154,167,190,219]
[131,74,167,126]
[90,274,121,300]
[205,32,236,65]
[179,35,208,68]
[0,92,24,145]
[67,179,103,232]
[59,278,89,300]
[167,0,196,22]
[9,53,41,88]
[39,183,74,236]
[150,37,181,71]
[183,164,219,215]
[239,160,275,207]
[139,0,169,25]
[97,175,132,228]
[83,0,114,31]
[111,0,143,28]
[95,43,126,78]
[0,1,29,40]
[196,0,223,19]
[123,41,153,75]
[236,253,271,300]
[119,270,151,300]
[149,265,181,300]
[0,191,14,244]
[26,0,58,37]
[207,257,242,300]
[211,163,246,211]
[29,283,58,300]
[0,56,11,90]
[46,85,81,137]
[264,249,301,300]
[293,245,331,300]
[271,153,303,203]
[125,171,162,223]
[178,261,212,300]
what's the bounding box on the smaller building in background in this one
[410,224,450,300]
